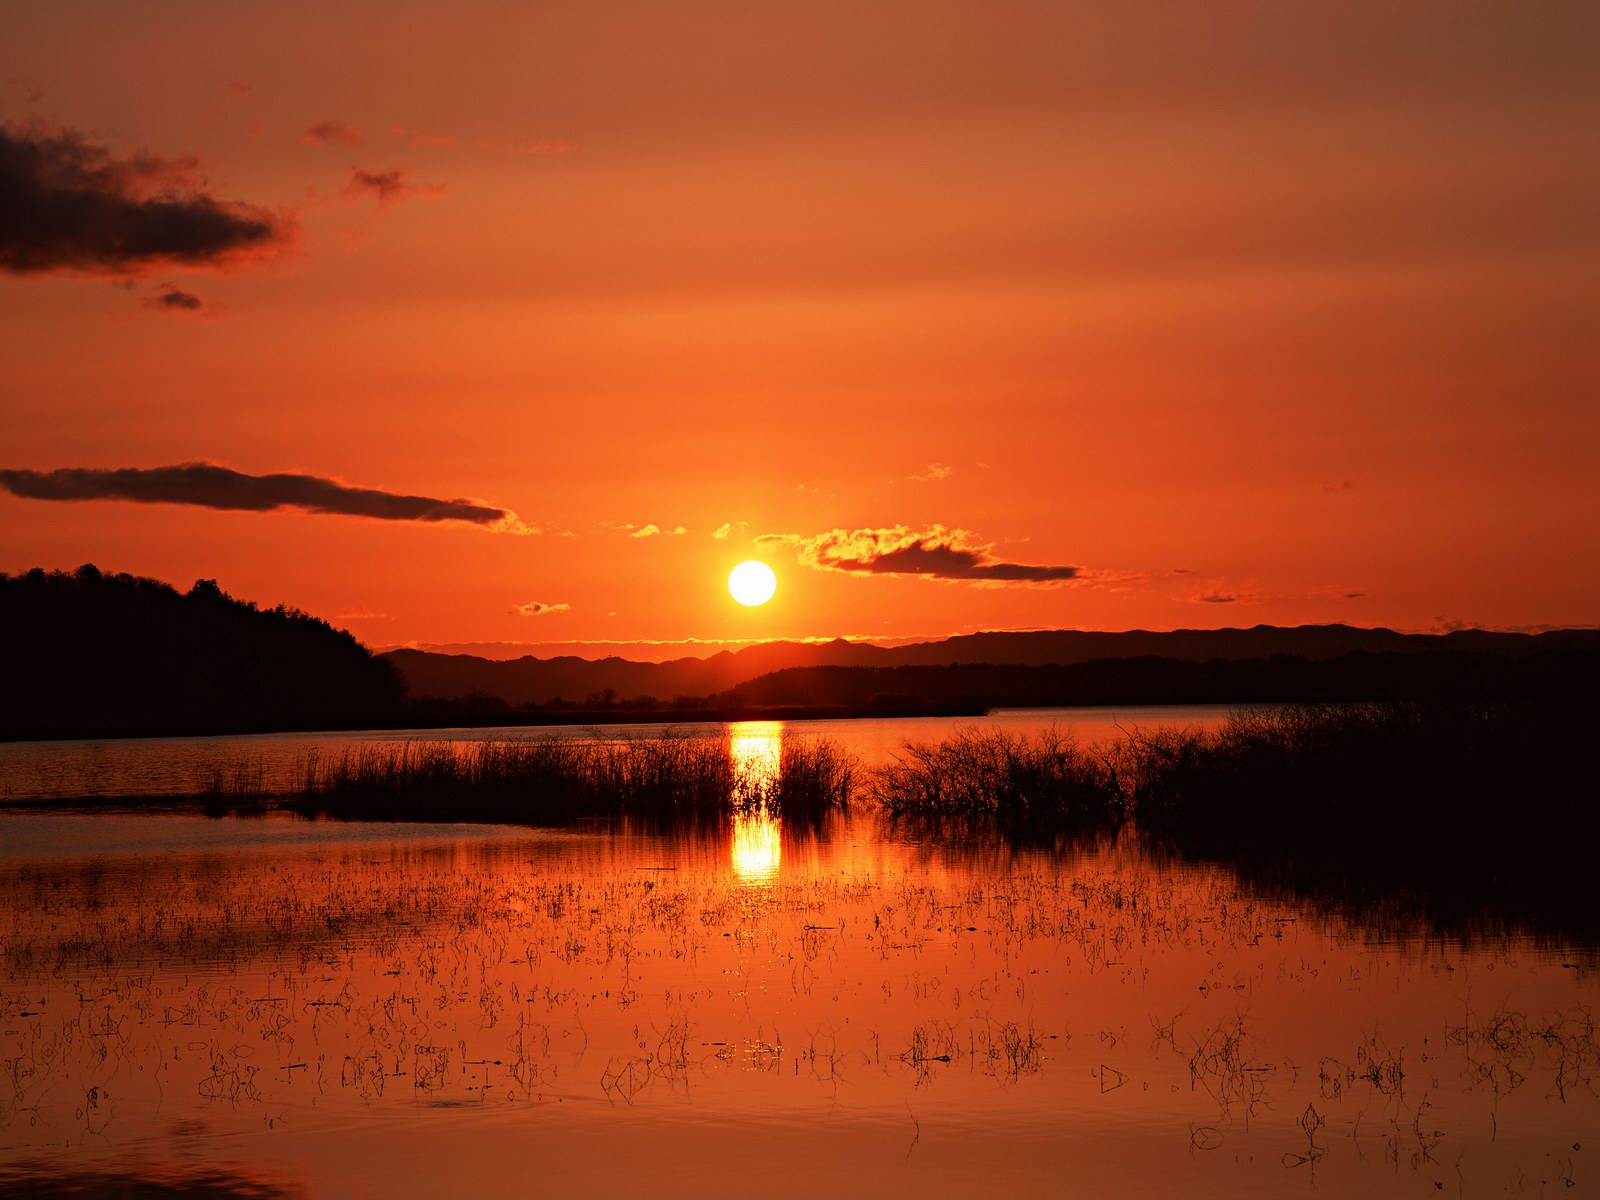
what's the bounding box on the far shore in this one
[0,700,990,745]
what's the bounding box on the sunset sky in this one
[3,1,1596,658]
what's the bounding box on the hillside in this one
[1,565,404,739]
[724,648,1599,710]
[382,624,1595,706]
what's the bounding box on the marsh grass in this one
[866,700,1600,936]
[869,726,1122,832]
[288,731,855,825]
[1122,700,1599,928]
[766,736,857,825]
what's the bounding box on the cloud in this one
[0,463,529,531]
[304,119,364,146]
[476,137,575,157]
[0,121,293,276]
[629,523,686,539]
[512,600,571,616]
[346,166,443,208]
[757,524,1078,585]
[335,607,390,621]
[391,127,456,148]
[1187,578,1264,604]
[711,521,747,540]
[143,283,205,313]
[1322,480,1355,494]
[909,463,953,482]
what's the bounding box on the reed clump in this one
[762,736,857,825]
[869,726,1122,830]
[868,700,1599,936]
[289,732,855,824]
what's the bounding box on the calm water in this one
[0,715,1595,1198]
[0,705,1233,802]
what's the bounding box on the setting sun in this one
[728,560,777,607]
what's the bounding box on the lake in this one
[0,705,1233,802]
[0,710,1595,1198]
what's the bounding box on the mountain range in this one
[381,624,1595,706]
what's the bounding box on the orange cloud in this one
[759,525,1079,585]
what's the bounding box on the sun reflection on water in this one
[729,722,782,884]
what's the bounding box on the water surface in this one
[0,716,1594,1198]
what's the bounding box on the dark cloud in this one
[143,284,204,313]
[1196,592,1238,603]
[0,121,293,276]
[758,525,1078,585]
[0,463,528,531]
[346,166,443,208]
[304,119,364,145]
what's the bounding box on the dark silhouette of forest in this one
[1,565,404,740]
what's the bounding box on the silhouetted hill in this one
[723,649,1599,710]
[383,624,1596,706]
[1,565,404,739]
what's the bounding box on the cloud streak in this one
[758,525,1078,585]
[629,523,686,539]
[143,284,204,313]
[304,119,364,146]
[0,463,527,531]
[0,121,293,276]
[346,166,443,208]
[512,600,571,616]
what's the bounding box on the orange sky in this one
[3,0,1596,657]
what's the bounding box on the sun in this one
[728,560,777,607]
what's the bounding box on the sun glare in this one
[728,560,777,607]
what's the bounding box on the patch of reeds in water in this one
[865,701,1600,937]
[869,725,1122,832]
[290,732,854,825]
[767,736,857,825]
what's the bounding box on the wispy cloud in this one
[1186,577,1263,605]
[757,524,1078,585]
[0,463,529,531]
[0,121,293,276]
[304,119,364,146]
[711,521,747,540]
[141,283,209,314]
[345,166,443,209]
[629,523,687,539]
[909,463,952,482]
[512,599,571,616]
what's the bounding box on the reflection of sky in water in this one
[729,721,781,883]
[2,809,1595,1198]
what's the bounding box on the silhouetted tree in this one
[0,565,405,739]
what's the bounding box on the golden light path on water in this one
[729,721,782,884]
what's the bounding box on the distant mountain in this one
[727,649,1599,710]
[382,624,1597,705]
[1,565,404,740]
